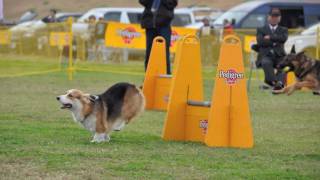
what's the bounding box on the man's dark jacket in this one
[256,24,288,67]
[139,0,177,29]
[42,16,56,23]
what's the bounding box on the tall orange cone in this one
[162,35,204,141]
[143,37,167,109]
[205,35,254,148]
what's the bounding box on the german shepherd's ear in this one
[296,51,305,57]
[290,45,296,54]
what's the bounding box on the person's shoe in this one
[259,84,272,90]
[313,91,320,95]
[272,81,284,91]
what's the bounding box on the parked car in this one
[213,0,320,29]
[209,8,224,23]
[18,10,38,24]
[0,10,37,27]
[187,6,223,29]
[54,13,82,22]
[10,13,82,36]
[285,22,320,55]
[189,6,223,22]
[73,7,198,35]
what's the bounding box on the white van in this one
[73,7,198,34]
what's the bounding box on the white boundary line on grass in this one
[0,69,61,78]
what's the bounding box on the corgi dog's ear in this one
[89,95,99,103]
[82,94,96,103]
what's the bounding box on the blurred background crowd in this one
[0,0,319,65]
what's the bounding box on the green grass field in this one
[0,55,319,179]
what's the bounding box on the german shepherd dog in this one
[273,46,320,95]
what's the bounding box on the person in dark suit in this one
[139,0,178,75]
[256,8,288,90]
[42,9,57,23]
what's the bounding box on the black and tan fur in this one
[56,82,145,142]
[273,46,320,95]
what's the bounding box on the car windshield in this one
[19,11,37,23]
[301,23,320,35]
[213,11,247,26]
[128,13,142,24]
[172,14,192,26]
[56,15,81,22]
[78,10,105,22]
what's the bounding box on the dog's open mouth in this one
[61,103,72,109]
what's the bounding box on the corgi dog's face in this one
[56,89,95,114]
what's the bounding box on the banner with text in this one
[105,21,198,53]
[0,30,10,45]
[49,32,72,46]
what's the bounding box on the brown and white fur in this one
[56,82,145,143]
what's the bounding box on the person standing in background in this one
[95,17,108,62]
[200,17,214,65]
[200,17,212,36]
[139,0,178,75]
[42,9,57,23]
[87,15,97,60]
[223,19,233,36]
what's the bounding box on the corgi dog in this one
[56,82,145,143]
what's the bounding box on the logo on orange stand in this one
[199,119,208,134]
[170,30,181,47]
[117,27,141,44]
[219,69,244,85]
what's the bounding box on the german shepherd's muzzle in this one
[273,45,320,95]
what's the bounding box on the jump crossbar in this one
[187,100,211,107]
